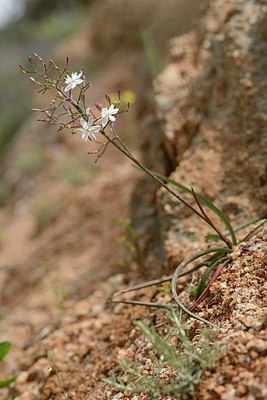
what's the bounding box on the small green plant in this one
[20,54,267,327]
[141,28,165,78]
[51,285,69,313]
[116,218,144,270]
[103,308,219,399]
[0,342,17,389]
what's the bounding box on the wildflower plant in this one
[20,54,267,328]
[103,308,220,399]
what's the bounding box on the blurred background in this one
[0,0,201,297]
[0,0,88,155]
[0,0,201,240]
[0,0,200,157]
[0,0,201,384]
[0,0,203,323]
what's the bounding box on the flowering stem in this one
[104,132,203,216]
[102,128,232,249]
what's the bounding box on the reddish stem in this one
[189,261,228,311]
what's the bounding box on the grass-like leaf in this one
[205,233,221,242]
[171,248,232,328]
[0,375,16,389]
[0,342,11,362]
[152,171,237,246]
[195,256,226,298]
[134,320,180,369]
[190,259,230,311]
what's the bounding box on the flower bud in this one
[95,102,103,111]
[105,94,111,104]
[49,59,59,71]
[29,77,43,86]
[19,65,27,74]
[33,53,43,62]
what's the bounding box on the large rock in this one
[154,0,267,272]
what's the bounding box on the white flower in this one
[101,104,119,127]
[76,118,101,142]
[64,71,84,92]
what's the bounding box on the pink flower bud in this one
[29,77,43,86]
[49,59,59,70]
[19,65,27,74]
[105,94,111,104]
[95,102,103,111]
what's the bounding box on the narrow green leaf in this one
[196,256,227,298]
[196,266,213,298]
[171,247,231,328]
[0,342,11,362]
[0,375,16,388]
[205,233,221,242]
[153,171,237,245]
[134,320,180,369]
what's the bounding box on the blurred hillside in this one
[0,0,86,155]
[0,0,266,399]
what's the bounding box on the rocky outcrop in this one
[154,0,267,271]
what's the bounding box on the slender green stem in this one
[110,299,173,309]
[241,218,266,242]
[104,127,232,249]
[102,131,214,225]
[192,188,232,248]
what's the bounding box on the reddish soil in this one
[0,1,266,399]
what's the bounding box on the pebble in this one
[246,339,266,353]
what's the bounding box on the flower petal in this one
[88,132,96,141]
[87,117,94,128]
[101,107,108,117]
[111,107,119,114]
[75,78,83,85]
[64,82,72,92]
[82,132,88,141]
[76,128,85,135]
[79,118,88,129]
[89,125,101,133]
[101,115,108,127]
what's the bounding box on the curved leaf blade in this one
[153,171,237,245]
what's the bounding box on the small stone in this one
[246,339,266,353]
[214,385,226,395]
